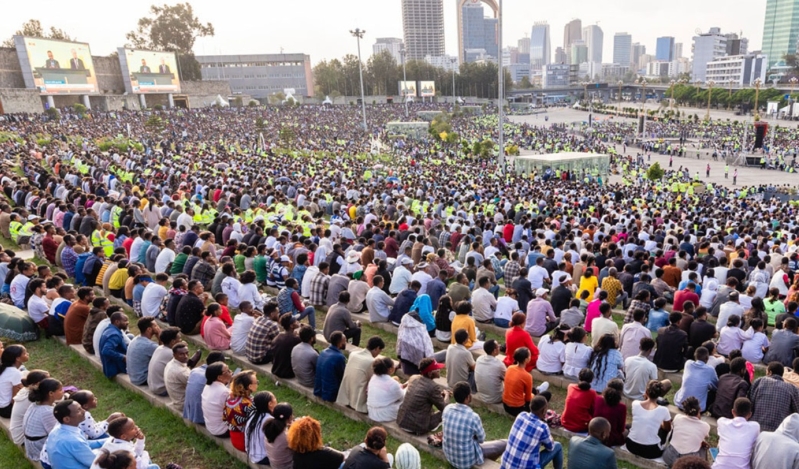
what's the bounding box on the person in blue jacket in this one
[99,312,129,378]
[314,331,347,402]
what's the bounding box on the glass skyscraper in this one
[762,0,799,69]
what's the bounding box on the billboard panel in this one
[398,81,417,97]
[420,81,436,97]
[118,48,181,94]
[14,36,98,94]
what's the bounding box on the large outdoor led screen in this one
[398,81,417,97]
[420,81,436,97]
[118,48,181,94]
[14,36,98,94]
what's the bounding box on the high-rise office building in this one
[692,27,728,81]
[530,22,551,70]
[554,47,568,64]
[631,43,646,71]
[563,19,582,60]
[373,38,404,64]
[518,37,531,54]
[461,2,498,62]
[456,0,499,64]
[613,32,632,65]
[656,36,675,61]
[402,0,445,61]
[582,24,604,63]
[762,0,799,69]
[674,43,683,59]
[724,33,749,56]
[570,40,588,65]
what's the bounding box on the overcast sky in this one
[2,0,767,64]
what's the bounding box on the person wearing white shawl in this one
[396,311,445,375]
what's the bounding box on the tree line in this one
[313,50,513,99]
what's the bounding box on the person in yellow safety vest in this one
[8,214,23,244]
[111,203,123,229]
[17,216,36,246]
[91,225,115,257]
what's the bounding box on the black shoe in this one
[499,344,507,354]
[656,397,669,406]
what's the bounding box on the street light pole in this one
[350,28,368,131]
[617,80,623,116]
[638,77,647,138]
[753,78,762,120]
[790,77,798,120]
[451,58,457,104]
[400,46,408,118]
[497,0,504,174]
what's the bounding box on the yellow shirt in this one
[576,275,598,300]
[108,269,129,290]
[451,314,477,349]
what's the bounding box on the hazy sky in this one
[1,0,767,64]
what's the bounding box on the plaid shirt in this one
[625,299,652,323]
[504,261,521,287]
[749,375,799,432]
[500,412,554,469]
[191,260,216,291]
[443,403,486,469]
[245,316,280,363]
[308,271,330,305]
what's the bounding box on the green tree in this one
[518,76,533,89]
[646,162,665,181]
[366,50,399,95]
[2,19,72,47]
[126,3,214,81]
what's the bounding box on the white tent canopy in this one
[214,95,230,107]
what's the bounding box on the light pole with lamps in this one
[669,79,676,110]
[705,80,715,121]
[753,78,762,119]
[400,45,408,117]
[350,28,368,131]
[637,77,648,137]
[451,57,457,104]
[727,80,734,110]
[790,77,798,120]
[617,80,624,116]
[497,0,504,174]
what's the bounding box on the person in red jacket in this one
[42,224,59,264]
[673,282,700,313]
[503,312,539,372]
[561,368,598,433]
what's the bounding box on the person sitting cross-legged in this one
[500,395,562,469]
[443,381,508,469]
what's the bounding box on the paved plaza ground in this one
[509,107,799,189]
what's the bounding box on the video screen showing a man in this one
[140,59,151,73]
[69,49,85,70]
[158,57,171,74]
[44,50,60,69]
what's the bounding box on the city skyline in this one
[0,0,768,65]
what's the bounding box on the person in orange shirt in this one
[662,257,683,288]
[502,346,551,417]
[503,312,539,372]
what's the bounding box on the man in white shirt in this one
[229,304,256,354]
[410,263,433,295]
[154,239,176,274]
[717,292,745,331]
[164,342,192,412]
[140,273,169,318]
[389,258,414,295]
[619,309,653,361]
[26,279,50,329]
[471,277,497,323]
[591,303,619,348]
[714,397,760,469]
[366,277,394,323]
[220,264,242,309]
[177,208,194,231]
[623,337,671,400]
[527,257,550,289]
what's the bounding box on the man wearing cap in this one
[396,357,450,435]
[525,289,558,337]
[390,257,414,295]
